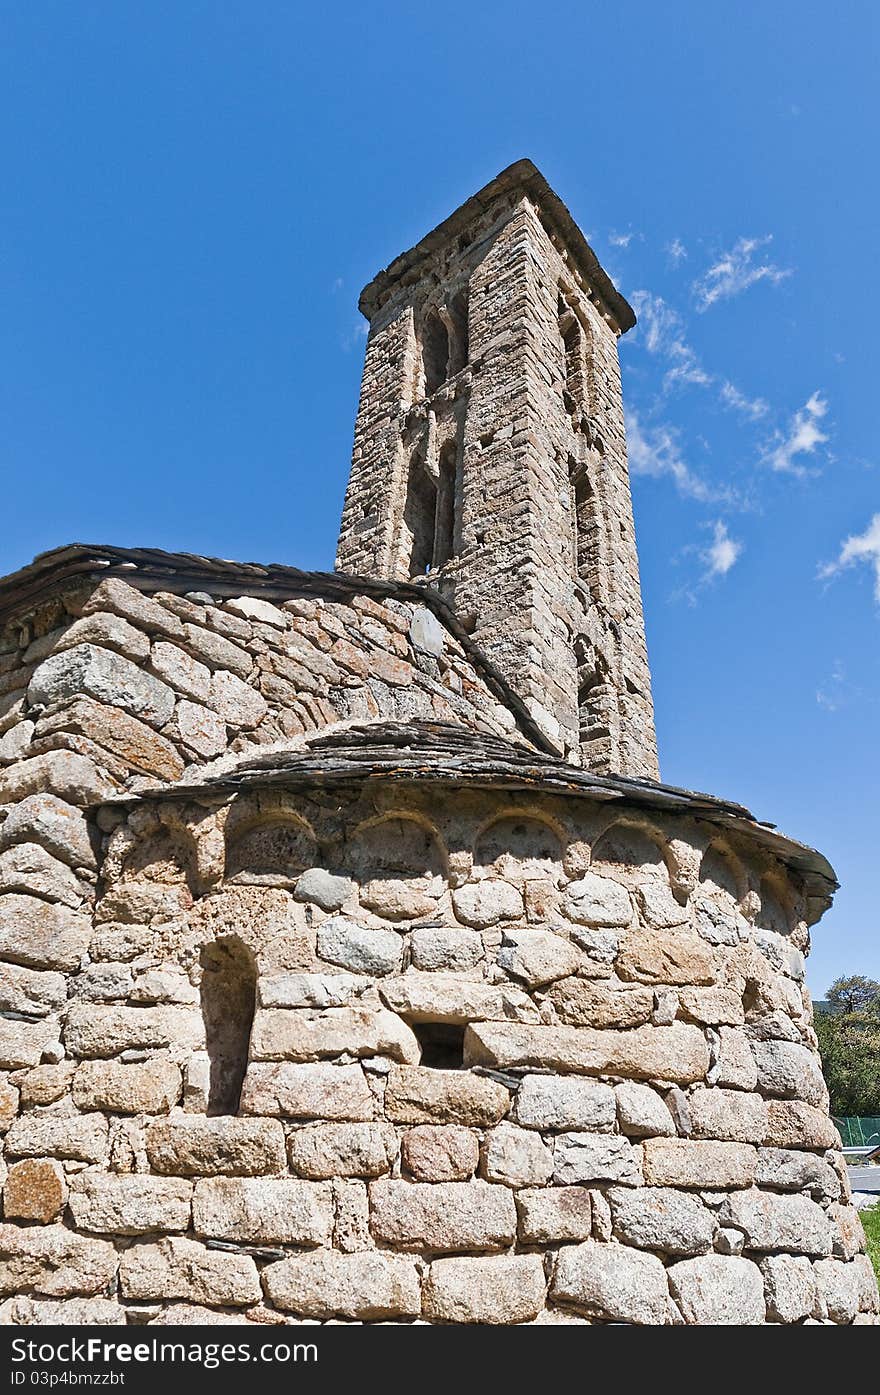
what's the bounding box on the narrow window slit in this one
[200,936,256,1116]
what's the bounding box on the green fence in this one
[834,1116,880,1149]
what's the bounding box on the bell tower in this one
[336,160,658,780]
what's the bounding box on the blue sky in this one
[2,3,878,994]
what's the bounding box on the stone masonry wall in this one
[0,769,876,1325]
[0,572,526,802]
[337,171,658,780]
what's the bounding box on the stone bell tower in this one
[336,160,658,780]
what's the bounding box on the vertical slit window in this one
[404,450,437,576]
[434,442,458,568]
[422,310,450,395]
[200,937,256,1116]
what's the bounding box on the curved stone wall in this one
[1,781,876,1325]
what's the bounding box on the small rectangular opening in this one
[412,1021,466,1069]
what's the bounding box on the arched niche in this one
[591,821,671,885]
[224,814,317,886]
[756,872,792,937]
[474,814,564,882]
[121,830,199,896]
[698,840,743,905]
[351,814,447,921]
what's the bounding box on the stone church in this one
[0,161,876,1325]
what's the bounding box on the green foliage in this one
[862,1205,880,1284]
[816,981,880,1116]
[825,975,880,1016]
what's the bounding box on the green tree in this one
[825,975,880,1016]
[816,977,880,1116]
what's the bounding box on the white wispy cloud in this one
[340,320,369,352]
[692,236,791,312]
[608,230,633,248]
[819,513,880,602]
[626,410,716,502]
[630,291,711,390]
[816,660,847,712]
[701,520,742,578]
[666,238,687,264]
[762,392,829,475]
[719,380,769,421]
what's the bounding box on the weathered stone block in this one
[760,1254,819,1323]
[208,670,267,728]
[719,1188,833,1256]
[82,579,185,641]
[239,1061,374,1120]
[6,1113,108,1164]
[119,1237,260,1306]
[616,926,715,986]
[0,895,90,972]
[192,1177,333,1246]
[257,971,363,1009]
[765,1100,840,1151]
[37,697,184,780]
[410,926,483,972]
[615,1082,676,1138]
[553,1133,642,1186]
[564,872,632,927]
[369,1179,517,1252]
[464,1020,709,1084]
[68,1175,192,1235]
[514,1075,616,1132]
[18,1064,73,1108]
[0,844,85,909]
[379,972,530,1024]
[0,751,115,807]
[714,1026,759,1090]
[677,986,744,1026]
[288,1122,397,1179]
[28,644,175,729]
[687,1088,769,1144]
[452,880,523,928]
[401,1125,479,1181]
[150,641,211,702]
[295,868,354,912]
[263,1249,420,1320]
[751,1040,827,1106]
[146,1117,286,1176]
[642,1138,756,1189]
[359,879,437,921]
[3,1160,67,1223]
[754,1148,840,1199]
[667,1254,765,1324]
[172,700,227,758]
[60,611,150,662]
[0,1224,117,1298]
[422,1255,546,1324]
[72,1060,181,1114]
[482,1122,554,1186]
[609,1186,715,1257]
[548,977,653,1029]
[249,1006,419,1064]
[0,793,96,869]
[516,1186,593,1243]
[0,1016,59,1070]
[497,927,581,987]
[316,916,402,976]
[384,1066,511,1126]
[551,1241,669,1324]
[0,962,67,1017]
[64,1003,203,1057]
